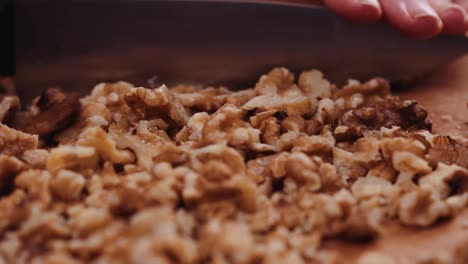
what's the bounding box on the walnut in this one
[292,129,335,154]
[55,102,112,144]
[243,68,312,116]
[0,155,25,195]
[109,125,165,170]
[2,68,467,262]
[0,190,29,232]
[15,170,51,205]
[200,104,272,151]
[392,151,432,178]
[259,116,281,146]
[380,137,427,161]
[0,124,38,156]
[332,147,367,179]
[428,135,468,168]
[177,86,228,112]
[0,232,21,263]
[67,206,112,235]
[175,112,209,142]
[351,176,396,201]
[298,70,332,101]
[191,144,257,212]
[333,125,362,142]
[21,149,49,169]
[49,170,85,201]
[46,146,99,174]
[358,252,395,264]
[340,97,431,132]
[198,220,257,264]
[18,209,70,242]
[77,127,134,164]
[249,109,277,128]
[0,95,19,123]
[124,85,190,127]
[419,163,468,199]
[82,81,134,107]
[314,98,335,125]
[129,208,197,264]
[9,88,80,137]
[284,152,321,191]
[398,189,452,227]
[282,115,305,133]
[333,78,390,104]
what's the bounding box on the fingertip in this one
[324,0,382,23]
[439,7,468,35]
[409,14,443,39]
[355,1,383,23]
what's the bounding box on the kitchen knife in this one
[13,0,468,100]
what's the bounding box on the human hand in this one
[280,0,468,39]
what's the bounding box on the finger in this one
[323,0,382,23]
[428,0,468,35]
[453,0,468,11]
[379,0,443,39]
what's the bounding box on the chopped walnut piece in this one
[77,127,134,164]
[334,125,362,142]
[314,98,335,125]
[84,81,134,105]
[358,252,395,264]
[200,104,272,151]
[15,170,51,205]
[49,170,85,201]
[398,189,452,227]
[175,112,209,142]
[243,68,312,116]
[0,124,38,156]
[392,151,432,178]
[191,144,257,212]
[21,149,49,169]
[9,88,80,137]
[419,163,468,199]
[282,115,305,133]
[0,95,19,123]
[46,146,99,174]
[55,102,112,144]
[284,152,321,190]
[199,220,257,263]
[380,137,427,161]
[0,155,25,195]
[124,85,190,127]
[68,206,112,235]
[332,147,367,180]
[298,70,332,101]
[428,135,468,168]
[0,190,29,232]
[351,176,395,201]
[341,97,432,132]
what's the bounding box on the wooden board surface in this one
[324,54,468,263]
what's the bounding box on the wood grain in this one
[324,54,468,263]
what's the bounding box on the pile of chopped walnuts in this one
[0,68,467,264]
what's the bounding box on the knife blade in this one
[14,0,468,100]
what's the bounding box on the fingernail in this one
[440,6,466,20]
[413,13,443,29]
[357,0,379,8]
[357,0,382,18]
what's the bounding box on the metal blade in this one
[15,0,468,100]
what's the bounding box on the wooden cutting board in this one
[325,54,468,263]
